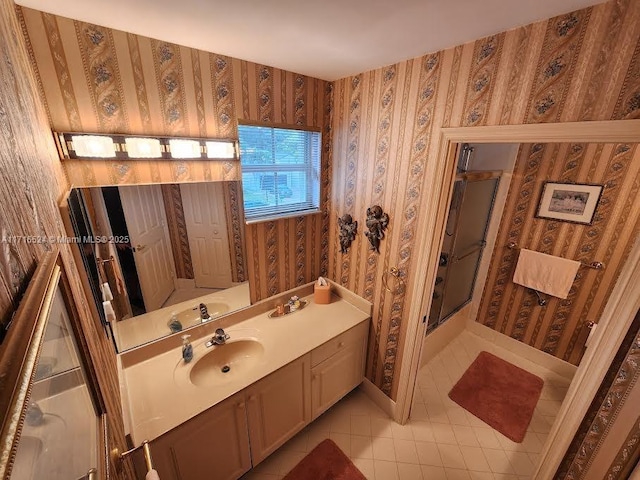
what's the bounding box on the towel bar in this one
[530,289,547,306]
[506,243,604,270]
[111,439,154,473]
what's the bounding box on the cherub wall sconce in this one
[338,214,358,254]
[365,205,389,253]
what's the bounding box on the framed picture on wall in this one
[536,182,604,225]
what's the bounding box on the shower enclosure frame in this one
[427,170,501,334]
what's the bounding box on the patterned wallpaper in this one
[13,0,640,476]
[18,6,331,304]
[556,311,640,479]
[160,184,194,280]
[0,1,133,477]
[478,142,640,365]
[329,0,640,397]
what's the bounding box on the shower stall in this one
[427,166,501,334]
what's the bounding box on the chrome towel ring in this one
[383,267,406,294]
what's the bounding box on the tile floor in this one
[162,286,222,308]
[241,330,572,480]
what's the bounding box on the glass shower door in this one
[428,173,500,333]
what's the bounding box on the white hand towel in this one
[512,249,580,299]
[101,282,113,301]
[102,300,116,322]
[145,469,160,480]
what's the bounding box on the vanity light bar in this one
[54,132,238,160]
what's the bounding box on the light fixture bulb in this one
[169,139,201,158]
[125,137,162,158]
[71,135,116,158]
[206,141,235,159]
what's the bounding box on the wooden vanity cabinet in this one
[146,319,369,479]
[245,354,312,465]
[151,392,251,480]
[310,321,369,419]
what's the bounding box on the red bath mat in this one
[448,351,544,443]
[282,439,366,480]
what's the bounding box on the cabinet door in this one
[245,354,311,465]
[311,335,366,419]
[151,394,251,480]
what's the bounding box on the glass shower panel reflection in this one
[428,174,499,334]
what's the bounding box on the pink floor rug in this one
[448,351,544,442]
[282,439,366,480]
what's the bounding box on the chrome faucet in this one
[206,328,230,348]
[198,303,212,322]
[25,401,44,426]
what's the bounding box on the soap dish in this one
[268,300,309,318]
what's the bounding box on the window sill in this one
[244,208,322,225]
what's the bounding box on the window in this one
[238,123,321,223]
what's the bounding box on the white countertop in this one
[121,290,370,444]
[114,283,251,351]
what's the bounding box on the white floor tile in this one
[411,421,437,443]
[374,459,399,480]
[453,425,481,447]
[329,410,352,434]
[371,416,395,438]
[447,406,472,426]
[507,451,536,477]
[468,471,495,480]
[473,427,502,449]
[420,465,448,480]
[438,444,467,469]
[482,448,515,475]
[392,421,416,440]
[445,468,473,480]
[432,423,458,445]
[394,439,420,464]
[416,441,443,466]
[352,415,373,436]
[459,446,491,472]
[351,435,374,459]
[411,402,430,422]
[372,436,397,461]
[397,462,424,480]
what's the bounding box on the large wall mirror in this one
[65,181,250,352]
[0,248,107,480]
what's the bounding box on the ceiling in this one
[16,0,606,81]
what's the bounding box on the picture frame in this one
[536,182,604,225]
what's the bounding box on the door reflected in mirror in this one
[66,181,249,352]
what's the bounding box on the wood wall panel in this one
[0,1,133,477]
[329,0,640,398]
[18,7,330,303]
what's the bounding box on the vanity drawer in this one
[311,320,369,367]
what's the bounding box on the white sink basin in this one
[188,339,265,387]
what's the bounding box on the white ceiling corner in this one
[16,0,607,81]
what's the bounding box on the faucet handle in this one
[215,328,230,341]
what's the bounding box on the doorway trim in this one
[394,119,640,478]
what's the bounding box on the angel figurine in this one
[338,214,358,254]
[365,205,389,253]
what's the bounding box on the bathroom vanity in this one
[118,281,371,480]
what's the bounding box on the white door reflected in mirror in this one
[65,181,250,352]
